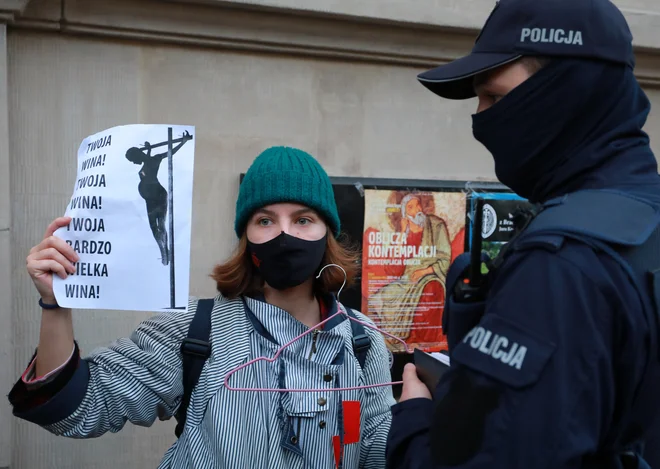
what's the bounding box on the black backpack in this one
[173,298,372,438]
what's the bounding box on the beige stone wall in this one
[0,22,13,469]
[2,0,660,467]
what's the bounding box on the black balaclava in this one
[472,58,659,204]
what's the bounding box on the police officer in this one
[386,0,660,468]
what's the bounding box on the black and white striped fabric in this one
[46,295,395,469]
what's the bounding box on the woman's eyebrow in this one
[291,208,316,217]
[252,208,276,218]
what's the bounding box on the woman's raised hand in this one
[26,217,79,304]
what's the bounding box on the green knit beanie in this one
[235,146,341,238]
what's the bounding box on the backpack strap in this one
[174,298,214,438]
[520,190,660,248]
[345,308,371,369]
[518,190,660,358]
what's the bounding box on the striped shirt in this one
[11,294,395,469]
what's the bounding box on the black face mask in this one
[248,231,327,290]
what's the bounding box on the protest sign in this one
[52,124,195,312]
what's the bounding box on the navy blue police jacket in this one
[388,187,660,469]
[386,187,660,468]
[387,61,660,469]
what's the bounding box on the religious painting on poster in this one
[361,189,467,353]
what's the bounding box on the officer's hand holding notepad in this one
[414,349,451,393]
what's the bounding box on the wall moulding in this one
[158,0,660,50]
[7,0,660,88]
[0,0,33,23]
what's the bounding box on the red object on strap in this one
[343,401,361,444]
[332,436,341,468]
[332,401,361,467]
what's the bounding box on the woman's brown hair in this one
[211,232,361,299]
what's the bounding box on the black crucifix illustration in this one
[125,128,193,309]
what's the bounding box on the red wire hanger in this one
[223,264,413,393]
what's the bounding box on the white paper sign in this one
[53,124,195,311]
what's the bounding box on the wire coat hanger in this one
[223,264,413,392]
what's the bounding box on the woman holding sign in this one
[9,146,395,469]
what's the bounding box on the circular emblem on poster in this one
[481,203,497,239]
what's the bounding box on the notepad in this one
[413,349,451,393]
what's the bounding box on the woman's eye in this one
[297,218,312,226]
[258,218,272,226]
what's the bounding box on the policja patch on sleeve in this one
[428,314,557,466]
[451,314,557,388]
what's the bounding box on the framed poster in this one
[361,189,466,353]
